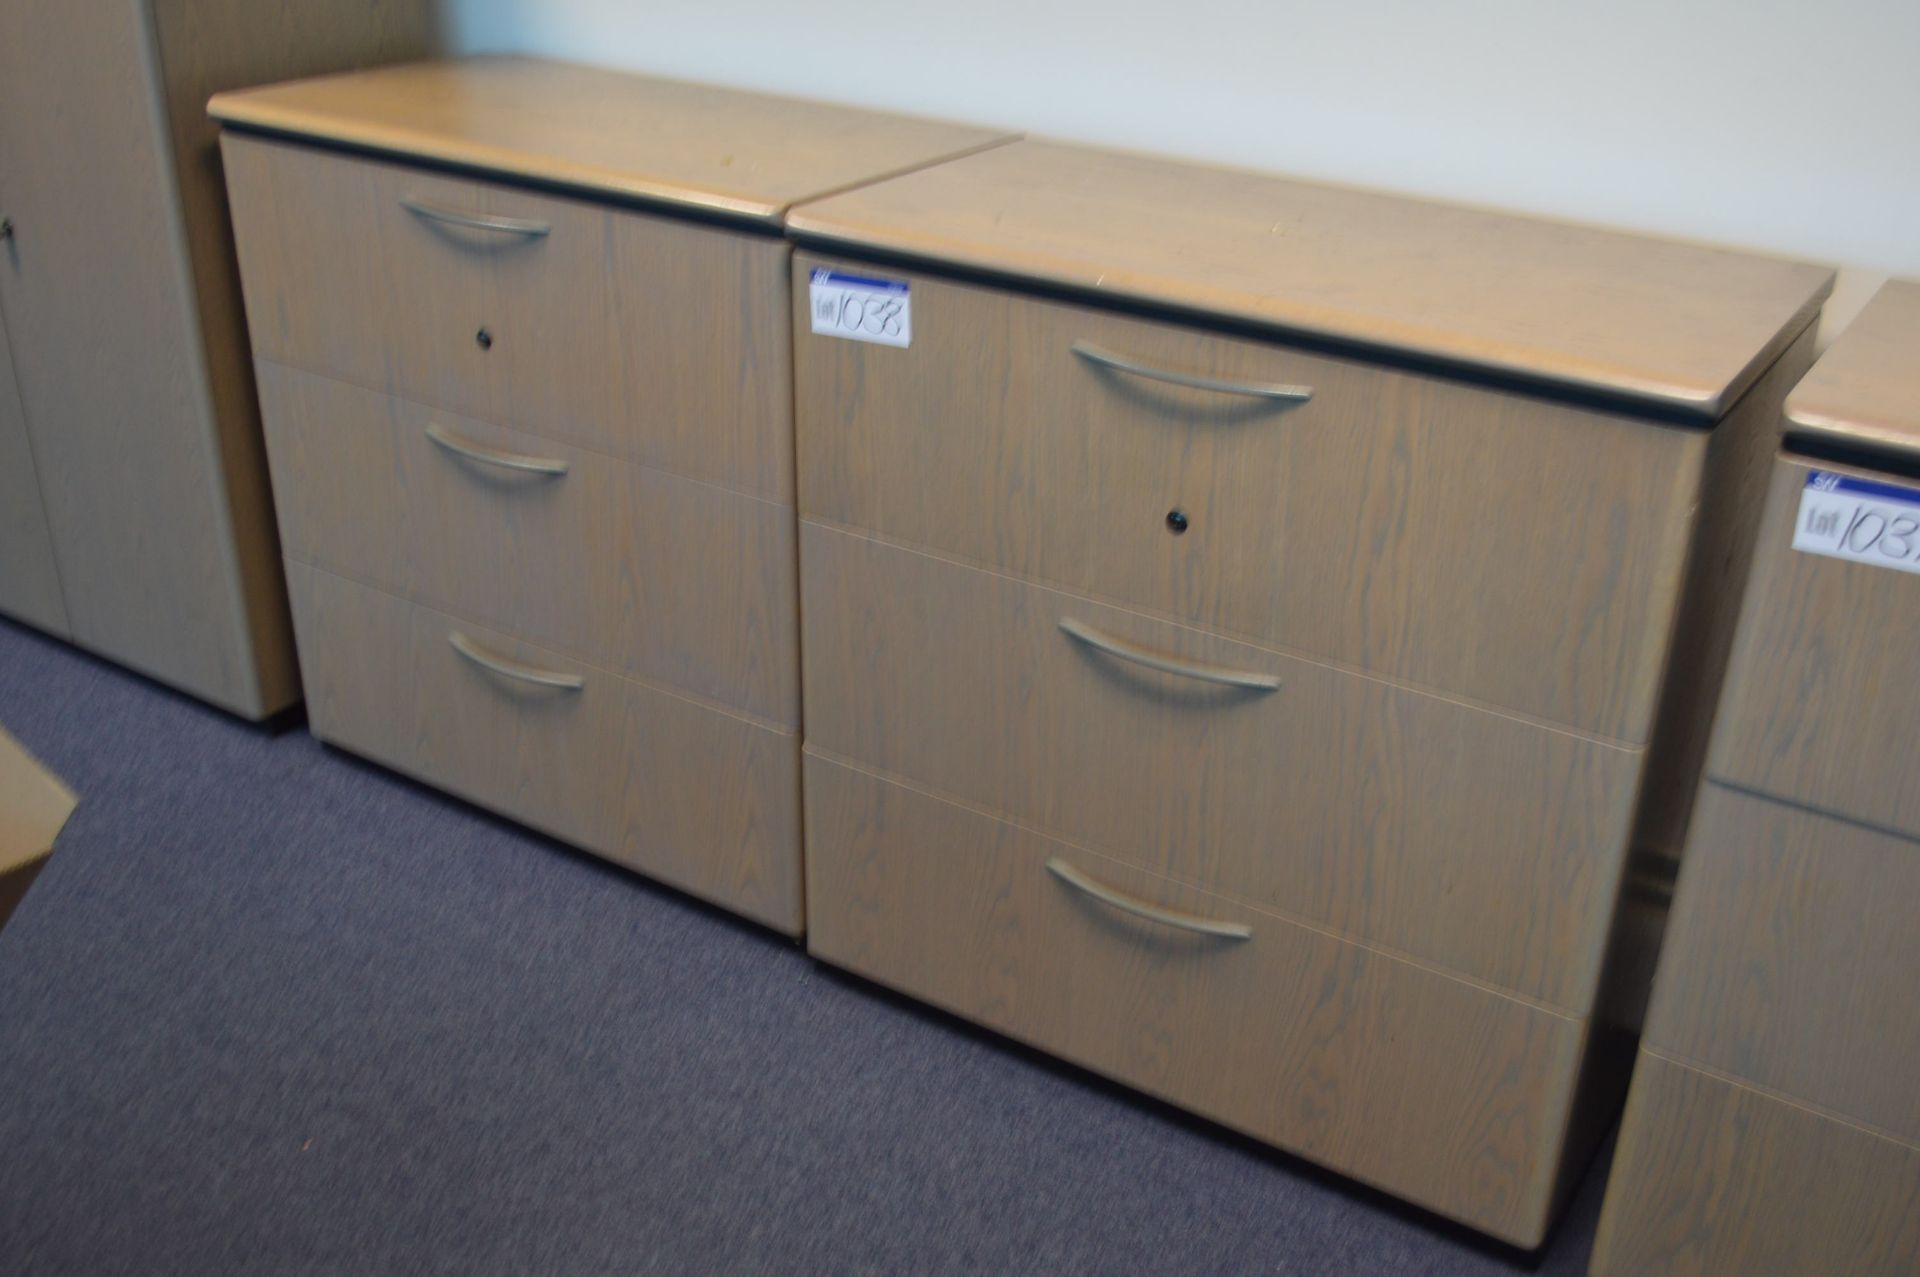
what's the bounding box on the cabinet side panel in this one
[1600,320,1819,1030]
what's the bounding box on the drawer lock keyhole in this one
[476,327,494,351]
[1166,509,1189,535]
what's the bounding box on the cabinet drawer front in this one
[1593,1053,1920,1277]
[794,255,1703,742]
[286,562,802,933]
[1644,783,1920,1144]
[225,134,793,500]
[1711,458,1920,836]
[801,522,1639,1008]
[260,363,797,726]
[804,754,1580,1247]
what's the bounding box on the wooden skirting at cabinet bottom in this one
[1591,1051,1920,1275]
[284,560,802,934]
[803,749,1593,1247]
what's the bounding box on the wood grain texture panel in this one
[1620,324,1816,863]
[1592,1052,1920,1276]
[0,0,273,714]
[0,310,68,635]
[143,0,442,718]
[224,135,797,501]
[208,56,1012,225]
[1643,783,1920,1144]
[804,753,1587,1248]
[285,561,802,934]
[1783,279,1920,464]
[1603,323,1818,1032]
[258,362,798,726]
[785,140,1832,417]
[794,256,1704,742]
[800,522,1640,1009]
[1710,456,1920,837]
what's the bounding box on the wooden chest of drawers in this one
[1593,283,1920,1275]
[214,57,1009,933]
[786,140,1832,1244]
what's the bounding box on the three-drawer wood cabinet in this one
[213,58,1009,933]
[0,0,437,717]
[1592,282,1920,1276]
[785,140,1833,1245]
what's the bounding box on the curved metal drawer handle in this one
[448,631,584,690]
[1047,858,1252,940]
[401,196,551,238]
[426,423,569,476]
[1071,341,1313,403]
[1059,618,1279,691]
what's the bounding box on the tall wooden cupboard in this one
[1592,281,1920,1276]
[212,57,1011,933]
[0,0,438,717]
[785,141,1833,1246]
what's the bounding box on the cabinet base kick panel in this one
[803,751,1588,1248]
[286,561,802,934]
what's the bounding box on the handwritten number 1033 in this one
[818,293,906,339]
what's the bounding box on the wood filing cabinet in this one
[784,140,1833,1246]
[1592,282,1920,1276]
[0,0,439,718]
[212,57,1011,933]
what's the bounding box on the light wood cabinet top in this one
[208,56,1014,226]
[1785,280,1920,463]
[786,139,1833,418]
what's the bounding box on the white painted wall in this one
[443,0,1918,335]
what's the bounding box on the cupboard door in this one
[0,1,264,712]
[0,309,66,635]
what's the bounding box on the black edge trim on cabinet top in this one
[786,233,1759,429]
[215,121,794,239]
[1783,431,1920,484]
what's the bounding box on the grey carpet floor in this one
[0,616,1609,1275]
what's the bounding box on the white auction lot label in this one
[809,269,911,348]
[1793,470,1920,575]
